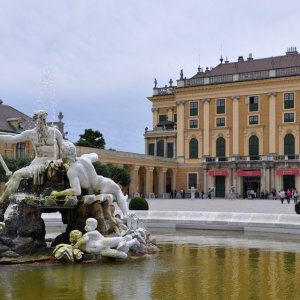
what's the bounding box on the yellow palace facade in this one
[145,48,300,197]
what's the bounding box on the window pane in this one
[148,143,154,156]
[284,134,295,156]
[284,113,294,123]
[249,96,258,111]
[16,143,25,158]
[189,138,198,159]
[284,93,294,109]
[188,173,197,189]
[249,135,259,160]
[157,140,164,157]
[190,102,198,116]
[216,118,225,127]
[189,119,198,128]
[167,143,174,158]
[159,115,167,122]
[216,99,225,114]
[216,137,226,157]
[249,115,258,125]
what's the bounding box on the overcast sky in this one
[0,0,299,153]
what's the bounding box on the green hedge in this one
[129,197,149,210]
[295,202,300,214]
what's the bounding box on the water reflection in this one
[1,230,300,300]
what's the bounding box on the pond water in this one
[1,229,300,300]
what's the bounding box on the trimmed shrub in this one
[129,197,149,210]
[295,202,300,214]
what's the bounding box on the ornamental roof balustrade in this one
[153,86,175,96]
[152,52,300,93]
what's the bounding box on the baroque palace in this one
[145,47,300,198]
[2,48,300,198]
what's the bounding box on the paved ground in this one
[42,198,298,223]
[145,198,297,215]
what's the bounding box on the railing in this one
[202,154,300,163]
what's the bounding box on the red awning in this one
[236,170,261,177]
[208,170,229,176]
[276,168,300,176]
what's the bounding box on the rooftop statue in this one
[0,110,63,220]
[51,141,129,217]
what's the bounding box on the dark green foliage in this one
[92,162,131,187]
[295,202,300,214]
[0,157,33,182]
[109,166,131,187]
[93,162,110,178]
[76,128,106,149]
[129,197,149,210]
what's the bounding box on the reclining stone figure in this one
[73,218,139,259]
[51,141,129,218]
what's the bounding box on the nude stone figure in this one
[0,110,63,220]
[51,141,129,217]
[73,218,139,259]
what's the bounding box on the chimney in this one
[286,47,298,55]
[247,53,253,61]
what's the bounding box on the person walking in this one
[286,188,292,204]
[293,189,298,203]
[279,188,286,204]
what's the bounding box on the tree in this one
[76,129,106,149]
[93,162,131,188]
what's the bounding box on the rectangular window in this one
[216,118,225,127]
[216,98,225,114]
[190,101,198,116]
[173,114,177,123]
[188,173,197,189]
[249,115,259,125]
[249,96,259,112]
[159,115,167,122]
[284,92,294,109]
[148,143,154,156]
[167,143,174,158]
[189,119,198,128]
[284,113,294,123]
[16,143,25,158]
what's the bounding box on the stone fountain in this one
[0,110,158,262]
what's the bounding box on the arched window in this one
[249,135,259,160]
[189,138,198,159]
[157,140,164,157]
[284,134,295,159]
[216,137,226,161]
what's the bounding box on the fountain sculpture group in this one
[0,111,158,262]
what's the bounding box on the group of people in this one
[278,188,299,204]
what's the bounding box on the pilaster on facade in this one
[158,167,168,195]
[202,98,210,156]
[145,166,154,195]
[167,106,174,122]
[176,100,186,162]
[129,165,140,196]
[151,107,158,128]
[268,92,277,154]
[231,96,240,156]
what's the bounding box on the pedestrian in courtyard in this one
[293,189,298,203]
[201,190,205,199]
[279,188,286,204]
[286,188,292,204]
